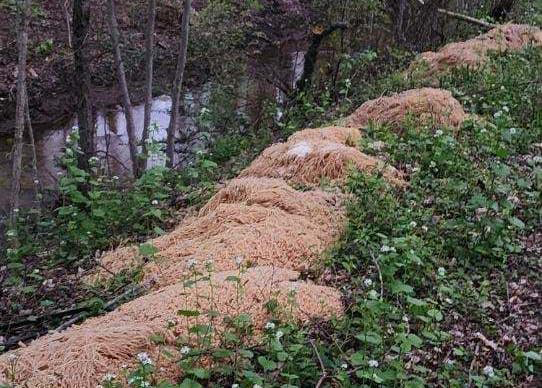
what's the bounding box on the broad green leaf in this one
[258,356,277,371]
[356,331,382,345]
[139,243,158,257]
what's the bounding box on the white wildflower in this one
[380,245,396,253]
[13,208,19,213]
[409,221,417,228]
[402,315,409,322]
[483,365,495,377]
[363,278,373,287]
[434,129,444,137]
[151,200,158,205]
[112,175,119,180]
[33,179,39,184]
[509,127,517,135]
[234,255,244,266]
[102,373,116,382]
[502,106,509,112]
[253,384,263,388]
[437,267,446,277]
[187,258,198,269]
[265,321,275,330]
[368,359,379,368]
[137,352,152,365]
[429,161,436,168]
[369,141,385,151]
[276,330,284,340]
[494,111,502,118]
[180,346,191,355]
[341,363,348,369]
[422,225,428,233]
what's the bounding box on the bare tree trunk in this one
[72,0,94,172]
[61,0,72,48]
[166,0,192,168]
[24,92,41,207]
[9,0,31,225]
[296,22,347,93]
[140,0,157,173]
[106,0,140,178]
[395,0,406,44]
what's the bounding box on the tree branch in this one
[437,8,497,29]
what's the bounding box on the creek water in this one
[0,51,305,214]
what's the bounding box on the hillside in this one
[1,22,541,387]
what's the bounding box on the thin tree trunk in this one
[9,0,31,225]
[395,0,406,44]
[106,0,140,178]
[296,22,347,93]
[24,91,41,207]
[72,0,94,172]
[166,0,192,168]
[140,0,157,173]
[61,0,72,48]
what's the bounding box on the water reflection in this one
[0,90,209,213]
[0,49,306,213]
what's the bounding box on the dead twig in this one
[310,339,327,388]
[468,343,481,382]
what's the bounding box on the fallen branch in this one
[55,283,145,332]
[0,306,88,331]
[437,8,497,29]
